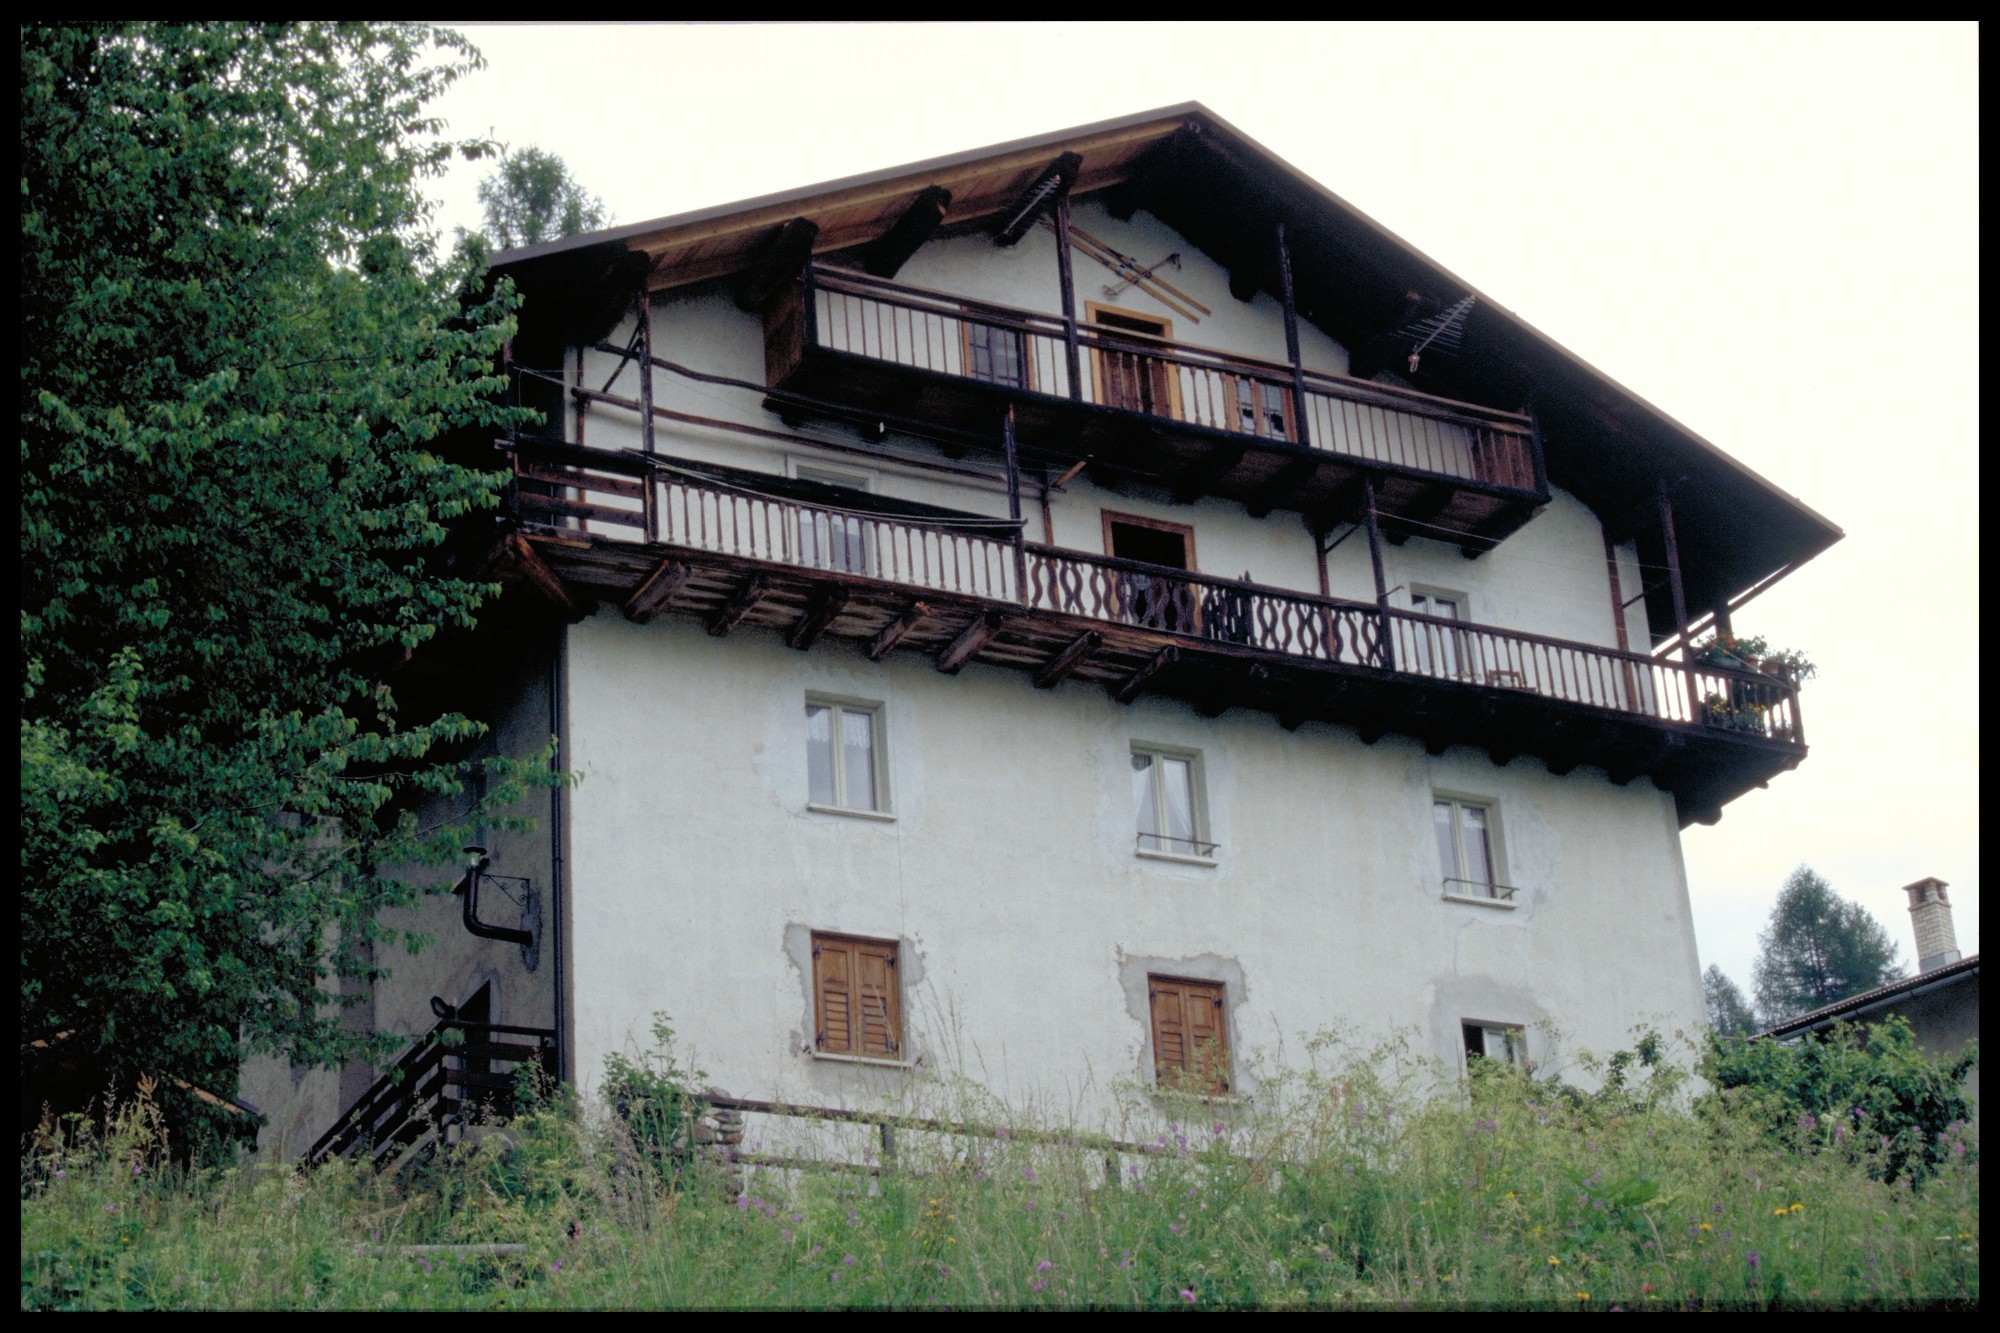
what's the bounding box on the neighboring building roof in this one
[1762,954,1981,1040]
[493,102,1842,627]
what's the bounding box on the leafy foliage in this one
[21,23,550,1140]
[600,1013,707,1189]
[1703,965,1757,1037]
[1703,1016,1976,1184]
[476,147,608,250]
[1752,866,1902,1026]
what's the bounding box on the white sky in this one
[421,22,1978,998]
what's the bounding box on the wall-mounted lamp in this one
[456,845,541,972]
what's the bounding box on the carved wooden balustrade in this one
[792,264,1540,492]
[504,441,1801,751]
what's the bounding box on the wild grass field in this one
[20,1025,1978,1310]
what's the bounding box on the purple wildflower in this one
[1022,1165,1035,1182]
[844,1254,856,1266]
[1746,1250,1761,1272]
[1180,1289,1197,1304]
[1037,1260,1053,1273]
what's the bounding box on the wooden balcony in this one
[764,264,1547,552]
[499,440,1803,826]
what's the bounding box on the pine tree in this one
[1702,965,1757,1036]
[21,23,552,1142]
[1752,866,1903,1025]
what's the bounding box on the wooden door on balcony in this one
[1088,304,1178,420]
[1103,511,1199,634]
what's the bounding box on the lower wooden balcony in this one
[764,265,1547,553]
[498,440,1804,826]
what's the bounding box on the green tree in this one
[21,23,550,1142]
[476,146,608,250]
[1701,964,1756,1037]
[1752,866,1902,1026]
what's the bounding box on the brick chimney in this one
[1903,877,1962,973]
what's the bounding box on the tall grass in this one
[21,1045,1978,1310]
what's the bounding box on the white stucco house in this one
[251,106,1841,1160]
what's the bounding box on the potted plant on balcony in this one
[1702,692,1769,734]
[1692,629,1765,671]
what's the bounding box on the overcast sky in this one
[420,22,1978,999]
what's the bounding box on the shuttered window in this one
[1148,975,1230,1095]
[812,933,901,1060]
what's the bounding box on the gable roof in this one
[493,103,1840,628]
[1762,954,1981,1040]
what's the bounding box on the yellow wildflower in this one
[1698,1223,1712,1232]
[1547,1256,1562,1267]
[1789,1203,1804,1214]
[1775,1206,1790,1217]
[1576,1292,1591,1301]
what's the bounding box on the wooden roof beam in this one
[862,185,952,279]
[1172,442,1248,504]
[622,558,692,624]
[936,609,1006,674]
[1034,630,1101,689]
[707,574,770,637]
[867,600,930,661]
[1105,126,1192,221]
[733,217,820,313]
[1111,646,1178,705]
[993,153,1082,247]
[1385,482,1459,546]
[1247,455,1320,519]
[787,586,851,651]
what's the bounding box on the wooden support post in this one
[636,289,657,541]
[1361,475,1391,668]
[1112,646,1178,705]
[936,610,1005,675]
[504,535,581,619]
[1034,630,1101,689]
[1172,442,1248,504]
[1657,481,1690,647]
[788,586,850,651]
[622,558,691,624]
[707,575,769,637]
[867,600,928,661]
[570,343,587,448]
[1054,193,1082,401]
[1004,407,1028,604]
[1275,221,1312,447]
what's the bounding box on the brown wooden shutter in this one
[856,939,900,1059]
[814,936,854,1054]
[814,932,900,1059]
[1150,975,1228,1094]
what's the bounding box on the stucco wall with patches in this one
[561,609,1705,1126]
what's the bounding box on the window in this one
[1149,975,1231,1095]
[1227,375,1293,441]
[1132,745,1215,859]
[793,463,872,575]
[807,698,888,815]
[1433,796,1511,900]
[1408,588,1468,679]
[1462,1021,1527,1072]
[813,933,901,1060]
[963,315,1030,389]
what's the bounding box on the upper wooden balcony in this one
[763,265,1547,552]
[494,439,1804,826]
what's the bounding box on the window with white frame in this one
[1408,587,1468,679]
[1132,745,1215,859]
[1462,1021,1527,1071]
[793,463,873,576]
[1433,795,1512,900]
[806,697,888,815]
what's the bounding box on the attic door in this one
[1088,304,1178,419]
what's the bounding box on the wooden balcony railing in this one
[794,265,1541,493]
[506,442,1801,749]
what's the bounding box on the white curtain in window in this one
[1161,756,1196,850]
[840,708,876,810]
[1132,753,1160,847]
[806,704,835,806]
